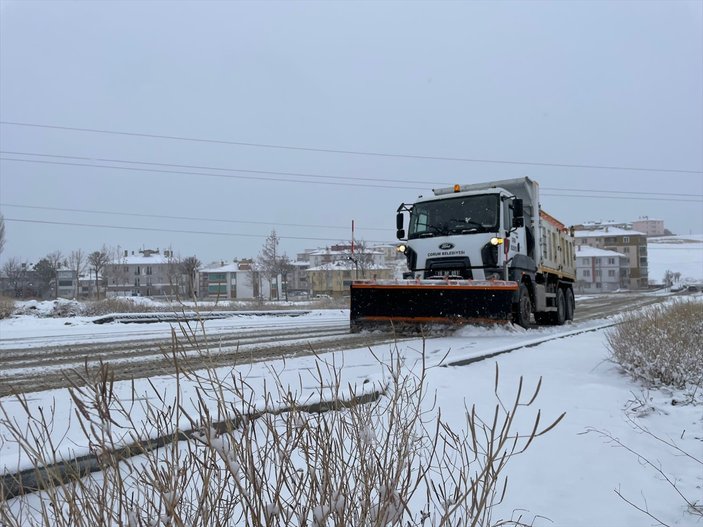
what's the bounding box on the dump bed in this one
[538,210,576,280]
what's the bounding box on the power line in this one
[541,193,702,203]
[2,218,391,244]
[541,186,698,198]
[0,150,439,187]
[0,203,389,232]
[2,150,701,198]
[0,157,422,190]
[2,120,701,174]
[2,156,702,203]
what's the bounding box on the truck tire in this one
[551,289,566,326]
[513,284,532,328]
[564,287,575,321]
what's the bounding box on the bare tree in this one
[257,229,293,300]
[0,214,5,257]
[68,249,87,298]
[347,239,378,279]
[88,246,109,300]
[165,250,182,297]
[46,251,64,299]
[180,256,201,299]
[2,257,27,297]
[663,269,674,287]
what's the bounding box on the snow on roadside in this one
[1,313,700,526]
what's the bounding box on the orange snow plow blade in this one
[349,279,519,332]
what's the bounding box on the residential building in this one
[0,266,45,298]
[574,246,629,293]
[295,243,401,296]
[198,259,281,300]
[287,260,311,296]
[56,269,77,299]
[572,220,631,231]
[104,248,183,298]
[573,227,648,289]
[299,244,386,274]
[573,218,668,238]
[631,217,666,237]
[198,262,240,300]
[307,260,394,297]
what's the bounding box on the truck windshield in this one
[408,194,500,239]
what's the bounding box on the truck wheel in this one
[513,284,532,328]
[564,287,575,321]
[551,289,566,326]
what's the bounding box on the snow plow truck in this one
[350,177,576,331]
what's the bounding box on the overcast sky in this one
[1,0,701,266]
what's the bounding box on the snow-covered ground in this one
[1,237,701,524]
[1,304,701,526]
[0,306,343,350]
[648,234,703,285]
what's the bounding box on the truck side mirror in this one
[396,212,405,238]
[512,199,524,228]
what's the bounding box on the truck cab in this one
[398,186,530,282]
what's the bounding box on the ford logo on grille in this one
[439,243,455,250]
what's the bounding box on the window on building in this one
[608,270,616,277]
[623,247,630,253]
[595,270,601,277]
[146,266,152,275]
[640,257,647,266]
[136,266,140,275]
[581,258,590,265]
[623,236,629,243]
[607,258,615,265]
[596,282,602,288]
[583,270,591,277]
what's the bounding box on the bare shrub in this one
[587,411,703,525]
[81,298,163,316]
[0,336,563,526]
[0,296,15,319]
[605,300,703,388]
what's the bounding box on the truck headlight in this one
[396,243,407,253]
[490,237,504,246]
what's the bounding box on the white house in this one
[197,260,280,300]
[574,227,648,289]
[104,249,182,298]
[575,246,629,293]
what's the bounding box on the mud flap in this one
[350,279,519,331]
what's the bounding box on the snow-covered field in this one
[0,237,701,525]
[1,303,701,526]
[648,234,703,285]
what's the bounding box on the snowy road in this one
[0,291,675,396]
[1,291,700,527]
